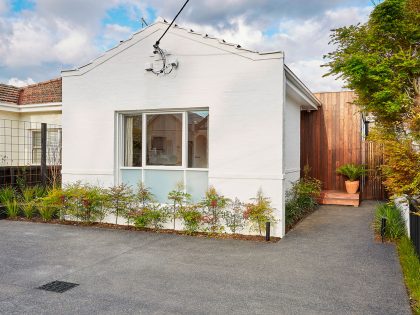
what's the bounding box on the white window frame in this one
[29,128,62,165]
[117,109,209,185]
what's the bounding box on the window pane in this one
[32,148,41,164]
[33,131,41,146]
[124,116,142,167]
[147,114,182,166]
[188,111,208,168]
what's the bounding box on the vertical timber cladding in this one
[300,91,386,200]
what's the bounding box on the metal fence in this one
[0,119,62,188]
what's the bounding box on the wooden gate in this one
[301,91,386,200]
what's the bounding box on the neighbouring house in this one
[0,79,62,170]
[61,21,320,237]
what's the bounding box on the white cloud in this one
[7,77,35,87]
[172,6,372,91]
[0,1,373,91]
[0,0,9,15]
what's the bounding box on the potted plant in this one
[336,164,367,194]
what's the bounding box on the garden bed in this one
[5,217,281,243]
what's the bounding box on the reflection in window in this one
[147,114,183,166]
[124,116,142,167]
[188,111,208,168]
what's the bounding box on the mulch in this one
[4,217,281,243]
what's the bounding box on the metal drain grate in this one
[38,281,79,293]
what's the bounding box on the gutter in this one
[0,102,62,113]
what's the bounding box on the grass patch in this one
[397,236,420,315]
[373,203,406,241]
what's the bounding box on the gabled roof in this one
[0,78,62,105]
[62,20,284,76]
[61,19,319,110]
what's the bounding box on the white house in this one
[61,21,320,237]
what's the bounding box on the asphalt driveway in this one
[0,201,411,315]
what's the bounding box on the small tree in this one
[136,182,155,209]
[167,182,191,230]
[108,184,134,225]
[223,197,246,234]
[244,189,275,236]
[200,186,230,233]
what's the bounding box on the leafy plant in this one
[0,186,16,205]
[370,128,420,196]
[178,205,202,235]
[336,164,367,181]
[37,188,64,221]
[136,182,155,208]
[223,198,246,234]
[20,186,41,219]
[244,189,275,235]
[397,235,420,314]
[167,182,191,230]
[65,183,109,223]
[324,0,420,197]
[5,199,19,219]
[200,186,229,233]
[133,205,169,229]
[286,166,322,227]
[108,184,134,225]
[373,203,406,240]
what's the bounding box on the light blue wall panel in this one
[186,171,208,203]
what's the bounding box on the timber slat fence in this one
[301,91,386,200]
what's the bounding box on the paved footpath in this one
[0,201,412,314]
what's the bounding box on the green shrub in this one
[168,182,191,230]
[373,203,406,240]
[108,184,134,225]
[336,163,367,181]
[37,188,64,221]
[285,169,321,227]
[5,199,19,218]
[397,236,420,315]
[133,205,169,229]
[244,189,275,235]
[65,183,109,223]
[178,206,202,234]
[200,186,229,233]
[223,198,246,234]
[0,186,16,205]
[20,186,43,219]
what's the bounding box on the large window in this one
[122,110,208,169]
[124,116,142,167]
[147,114,183,166]
[188,111,208,168]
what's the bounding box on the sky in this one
[0,0,373,91]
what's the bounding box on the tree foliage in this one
[324,0,420,135]
[324,0,420,196]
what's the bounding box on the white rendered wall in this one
[284,93,302,192]
[62,25,287,236]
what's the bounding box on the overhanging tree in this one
[323,0,420,196]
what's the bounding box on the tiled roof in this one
[0,84,20,104]
[0,78,62,105]
[18,78,62,105]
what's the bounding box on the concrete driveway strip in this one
[0,201,411,315]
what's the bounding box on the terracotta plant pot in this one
[345,180,359,194]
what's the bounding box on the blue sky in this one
[0,0,373,91]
